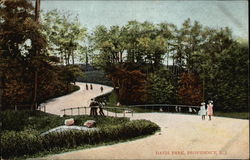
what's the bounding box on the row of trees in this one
[1,1,248,112]
[90,20,248,111]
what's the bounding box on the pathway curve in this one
[43,82,113,115]
[42,82,249,159]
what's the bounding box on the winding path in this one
[42,82,249,159]
[43,82,113,116]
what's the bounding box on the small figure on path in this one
[89,99,98,116]
[207,100,214,120]
[100,86,103,93]
[86,84,89,90]
[98,101,105,116]
[90,84,93,90]
[200,102,206,120]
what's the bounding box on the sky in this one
[40,0,248,39]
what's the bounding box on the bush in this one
[1,129,43,157]
[1,119,159,159]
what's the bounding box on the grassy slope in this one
[1,110,159,159]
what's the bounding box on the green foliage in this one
[60,65,84,85]
[0,110,159,159]
[77,70,113,86]
[147,69,175,104]
[1,129,43,157]
[92,21,174,72]
[210,43,248,111]
[0,0,83,109]
[214,112,249,120]
[107,65,148,105]
[42,9,87,65]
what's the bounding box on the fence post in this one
[44,105,46,112]
[63,109,65,115]
[85,107,86,115]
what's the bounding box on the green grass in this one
[214,111,249,119]
[1,110,129,133]
[0,110,159,159]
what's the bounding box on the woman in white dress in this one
[200,102,206,120]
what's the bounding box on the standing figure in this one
[89,99,98,116]
[207,100,214,120]
[200,102,206,120]
[100,86,103,93]
[98,101,105,116]
[90,84,93,90]
[86,84,89,90]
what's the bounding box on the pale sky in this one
[40,0,248,39]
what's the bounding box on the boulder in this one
[64,118,74,126]
[41,125,99,136]
[84,120,96,128]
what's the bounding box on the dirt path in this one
[42,82,113,116]
[42,82,249,159]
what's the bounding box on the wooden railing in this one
[60,106,134,117]
[128,104,200,113]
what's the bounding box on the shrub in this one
[1,119,159,159]
[1,129,43,157]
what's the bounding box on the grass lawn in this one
[0,110,159,159]
[214,111,249,119]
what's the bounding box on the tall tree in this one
[42,10,87,65]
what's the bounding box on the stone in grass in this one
[84,120,96,128]
[41,125,99,136]
[65,118,74,126]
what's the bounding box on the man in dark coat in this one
[89,99,98,116]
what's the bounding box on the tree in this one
[107,65,148,105]
[0,0,47,109]
[147,69,175,104]
[42,10,87,65]
[0,0,81,110]
[178,72,203,105]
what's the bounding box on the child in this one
[200,102,206,120]
[207,100,214,120]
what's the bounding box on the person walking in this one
[207,100,214,120]
[200,102,206,120]
[100,86,103,93]
[86,84,89,90]
[90,84,93,90]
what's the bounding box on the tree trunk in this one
[72,50,74,64]
[120,51,123,62]
[32,0,40,110]
[35,0,40,22]
[32,70,38,110]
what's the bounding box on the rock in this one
[84,120,96,128]
[41,125,99,136]
[64,118,74,126]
